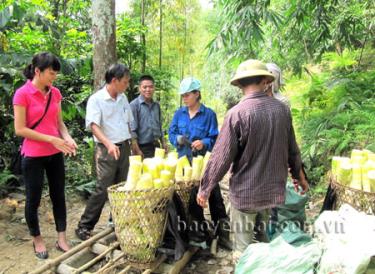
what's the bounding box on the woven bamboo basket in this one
[330,176,375,215]
[108,183,174,264]
[175,180,198,217]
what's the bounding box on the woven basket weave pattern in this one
[108,184,174,263]
[331,176,375,215]
[175,180,197,216]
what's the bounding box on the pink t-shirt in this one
[13,80,63,157]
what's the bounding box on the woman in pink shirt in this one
[13,52,77,259]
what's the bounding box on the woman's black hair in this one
[105,64,130,84]
[23,52,61,80]
[192,90,201,101]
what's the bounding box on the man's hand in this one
[162,140,169,154]
[191,140,204,151]
[293,178,309,194]
[131,142,144,159]
[107,143,120,160]
[196,192,208,208]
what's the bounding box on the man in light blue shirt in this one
[130,75,167,158]
[76,64,133,240]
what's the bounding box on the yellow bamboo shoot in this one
[201,152,211,178]
[167,151,178,160]
[192,156,203,181]
[183,166,192,182]
[337,162,352,185]
[142,158,152,173]
[129,155,142,164]
[351,149,363,159]
[153,178,163,189]
[155,148,166,159]
[350,163,362,190]
[126,161,143,185]
[137,173,153,190]
[331,156,344,178]
[362,160,375,192]
[164,158,177,177]
[368,170,375,192]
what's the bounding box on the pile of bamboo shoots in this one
[116,149,212,191]
[331,149,375,192]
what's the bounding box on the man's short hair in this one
[105,64,130,84]
[139,75,154,85]
[237,75,266,87]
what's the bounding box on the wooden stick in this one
[117,265,132,274]
[210,237,218,255]
[142,254,167,274]
[95,253,126,273]
[56,247,91,274]
[56,263,76,274]
[73,242,120,273]
[168,247,199,274]
[29,227,114,274]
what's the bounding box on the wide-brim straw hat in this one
[230,59,275,86]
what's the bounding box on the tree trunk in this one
[141,0,146,73]
[92,0,117,91]
[181,4,187,80]
[159,0,163,69]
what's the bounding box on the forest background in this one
[0,0,374,197]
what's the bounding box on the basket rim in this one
[108,182,175,194]
[330,176,375,197]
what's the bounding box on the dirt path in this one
[0,195,113,274]
[0,187,322,274]
[0,194,234,274]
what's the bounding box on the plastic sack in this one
[269,181,308,241]
[315,204,375,274]
[235,236,321,274]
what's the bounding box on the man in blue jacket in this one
[169,77,231,250]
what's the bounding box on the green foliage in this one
[64,140,96,196]
[295,50,375,184]
[116,15,146,70]
[210,0,374,73]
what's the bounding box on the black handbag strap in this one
[30,91,52,130]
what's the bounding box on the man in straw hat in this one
[196,59,308,261]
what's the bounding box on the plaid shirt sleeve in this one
[199,111,239,199]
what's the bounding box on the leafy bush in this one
[295,50,375,184]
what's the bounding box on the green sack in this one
[235,236,321,274]
[269,182,309,241]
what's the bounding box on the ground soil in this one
[0,186,323,274]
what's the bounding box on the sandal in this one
[33,242,48,259]
[55,241,69,253]
[75,227,91,241]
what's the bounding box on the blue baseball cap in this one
[179,77,201,95]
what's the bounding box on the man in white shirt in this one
[76,64,133,240]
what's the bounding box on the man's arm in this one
[288,122,302,180]
[197,113,239,206]
[91,123,120,160]
[86,94,119,160]
[129,101,143,156]
[157,103,168,152]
